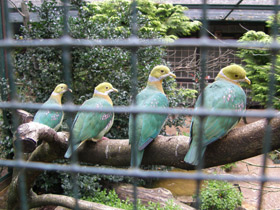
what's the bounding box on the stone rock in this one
[115,184,195,210]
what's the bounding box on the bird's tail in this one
[130,144,144,167]
[64,145,79,159]
[184,140,206,166]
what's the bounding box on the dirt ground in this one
[224,155,280,210]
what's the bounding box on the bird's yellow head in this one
[94,82,118,96]
[217,64,251,85]
[149,65,176,82]
[53,83,72,95]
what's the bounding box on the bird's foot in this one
[101,136,109,140]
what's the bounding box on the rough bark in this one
[29,192,123,210]
[17,109,34,124]
[15,117,280,169]
[7,115,280,209]
[115,184,195,210]
[76,118,280,169]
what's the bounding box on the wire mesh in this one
[0,0,279,210]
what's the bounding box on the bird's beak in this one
[68,88,73,93]
[244,76,251,85]
[112,88,118,93]
[169,72,176,78]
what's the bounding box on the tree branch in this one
[8,115,280,209]
[29,192,123,210]
[15,116,280,170]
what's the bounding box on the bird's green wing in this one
[185,80,246,165]
[64,97,113,158]
[129,89,168,166]
[129,89,168,149]
[33,98,63,130]
[193,80,246,146]
[72,98,113,142]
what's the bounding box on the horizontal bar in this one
[0,37,279,50]
[8,4,276,12]
[0,159,278,182]
[180,4,277,10]
[7,4,276,13]
[1,101,279,118]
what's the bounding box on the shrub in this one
[199,180,243,210]
[84,189,182,210]
[237,30,280,108]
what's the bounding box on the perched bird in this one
[33,83,71,131]
[129,65,176,167]
[64,82,118,159]
[184,64,251,165]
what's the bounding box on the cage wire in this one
[0,0,280,210]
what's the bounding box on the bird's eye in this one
[161,70,164,73]
[234,75,238,78]
[106,86,109,89]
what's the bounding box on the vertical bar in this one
[257,0,279,209]
[0,0,11,138]
[197,0,209,170]
[194,0,208,209]
[130,0,139,209]
[130,0,138,168]
[61,0,79,209]
[2,0,28,209]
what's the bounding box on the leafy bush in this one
[199,180,243,210]
[237,17,280,161]
[14,0,199,139]
[237,30,280,108]
[220,162,237,173]
[33,171,64,194]
[84,189,182,210]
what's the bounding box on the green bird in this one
[184,64,251,165]
[129,65,176,167]
[33,83,71,131]
[64,82,118,159]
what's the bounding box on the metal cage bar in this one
[0,1,279,210]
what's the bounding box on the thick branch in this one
[78,118,280,169]
[29,193,123,210]
[16,117,280,170]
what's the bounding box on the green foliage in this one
[164,80,197,133]
[268,150,280,163]
[84,189,182,210]
[83,0,201,39]
[220,162,237,172]
[237,30,280,108]
[14,0,199,139]
[59,169,147,198]
[33,171,64,194]
[0,79,14,159]
[61,172,102,198]
[0,111,14,159]
[199,180,243,210]
[266,13,280,30]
